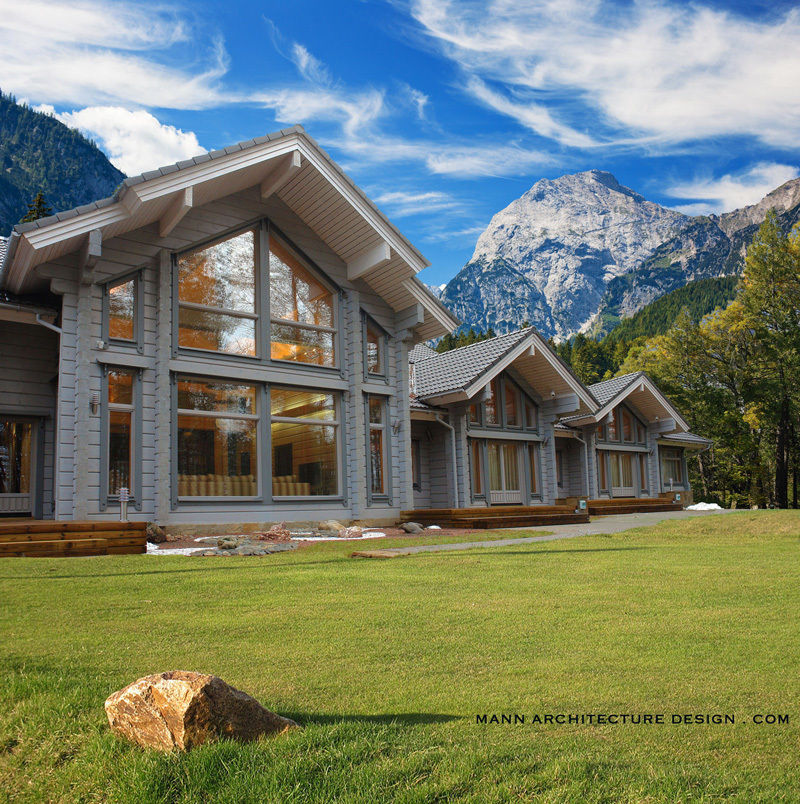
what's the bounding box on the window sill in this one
[177,495,262,503]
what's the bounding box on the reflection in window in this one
[271,387,339,496]
[365,319,383,375]
[468,404,480,425]
[660,448,683,486]
[597,451,608,491]
[177,229,257,356]
[108,369,134,496]
[367,395,387,496]
[484,380,499,425]
[622,409,633,442]
[504,380,519,426]
[0,420,32,494]
[470,439,483,496]
[108,277,135,341]
[528,443,538,495]
[270,236,335,366]
[525,399,537,430]
[639,453,648,492]
[177,379,258,497]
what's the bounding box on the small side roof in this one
[413,327,597,411]
[0,126,457,340]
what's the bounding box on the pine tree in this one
[20,191,52,223]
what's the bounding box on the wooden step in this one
[0,538,108,557]
[588,502,682,516]
[0,529,143,543]
[460,513,590,529]
[0,520,146,536]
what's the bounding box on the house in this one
[0,125,710,531]
[0,126,457,527]
[407,335,710,517]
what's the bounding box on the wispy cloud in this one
[407,0,800,149]
[666,162,799,214]
[36,105,205,175]
[373,189,462,217]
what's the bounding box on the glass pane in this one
[622,410,633,442]
[487,442,502,490]
[178,230,255,313]
[504,381,518,426]
[596,423,605,441]
[108,278,134,340]
[369,428,385,495]
[598,451,607,489]
[177,380,256,415]
[528,444,538,494]
[177,415,257,496]
[366,324,382,374]
[270,323,335,366]
[621,453,633,486]
[468,404,480,424]
[271,421,338,495]
[637,421,646,443]
[271,388,335,420]
[610,454,621,487]
[525,400,537,429]
[639,454,648,491]
[607,412,618,441]
[504,445,519,489]
[269,237,334,327]
[470,439,482,495]
[368,396,384,424]
[178,307,256,356]
[108,410,131,494]
[0,420,32,494]
[108,369,133,405]
[484,380,499,425]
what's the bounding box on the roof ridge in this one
[430,326,534,359]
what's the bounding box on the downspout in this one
[35,313,62,521]
[435,414,459,509]
[35,313,62,336]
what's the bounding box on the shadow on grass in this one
[282,712,462,726]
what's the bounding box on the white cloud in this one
[666,162,799,213]
[40,106,205,175]
[373,190,462,217]
[408,0,800,148]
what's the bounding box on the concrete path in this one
[351,508,741,559]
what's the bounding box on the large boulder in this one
[105,671,299,751]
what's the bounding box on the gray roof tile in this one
[660,432,712,446]
[588,372,643,406]
[413,328,534,399]
[409,343,437,364]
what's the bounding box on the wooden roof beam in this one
[260,150,301,200]
[159,187,193,238]
[347,241,391,282]
[79,229,102,285]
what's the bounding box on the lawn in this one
[1,511,799,803]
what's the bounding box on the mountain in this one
[0,92,125,234]
[440,170,800,339]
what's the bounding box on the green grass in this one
[2,511,799,803]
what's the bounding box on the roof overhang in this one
[0,300,57,326]
[657,434,712,451]
[565,374,689,430]
[1,127,456,340]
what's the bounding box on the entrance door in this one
[487,441,522,504]
[0,418,35,514]
[609,451,635,497]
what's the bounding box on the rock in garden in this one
[216,536,239,550]
[104,671,299,751]
[318,519,345,532]
[146,523,167,544]
[338,526,362,538]
[256,522,292,542]
[399,522,423,534]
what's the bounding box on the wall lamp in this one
[90,391,100,415]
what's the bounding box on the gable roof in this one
[0,125,457,339]
[409,342,438,364]
[588,372,641,406]
[412,327,597,411]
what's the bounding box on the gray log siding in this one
[410,421,432,509]
[31,187,411,525]
[0,321,59,518]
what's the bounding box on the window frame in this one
[468,372,539,433]
[100,366,142,511]
[596,404,648,445]
[171,219,342,372]
[365,393,391,505]
[362,313,389,381]
[102,269,144,353]
[659,447,684,488]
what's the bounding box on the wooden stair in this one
[587,497,683,516]
[400,505,589,529]
[0,521,147,557]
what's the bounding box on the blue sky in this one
[2,0,799,285]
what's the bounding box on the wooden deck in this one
[401,505,590,529]
[0,520,147,557]
[587,497,683,516]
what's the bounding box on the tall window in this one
[622,409,633,442]
[107,275,137,342]
[177,379,258,497]
[639,453,648,493]
[470,439,483,496]
[468,403,481,425]
[597,451,608,491]
[660,448,683,486]
[269,236,336,366]
[108,369,134,496]
[177,230,257,356]
[528,444,539,495]
[367,395,388,497]
[504,380,519,426]
[484,379,499,425]
[606,413,618,441]
[364,318,385,376]
[0,420,32,495]
[271,387,339,496]
[525,399,537,430]
[411,439,422,492]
